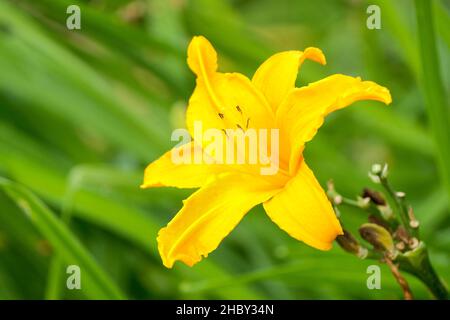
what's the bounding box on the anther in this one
[218,113,224,119]
[236,124,243,130]
[246,118,250,129]
[236,105,242,113]
[221,129,228,137]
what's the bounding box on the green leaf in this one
[415,0,450,204]
[0,178,126,300]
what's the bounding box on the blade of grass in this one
[179,255,431,298]
[351,107,434,157]
[0,1,171,159]
[414,187,449,237]
[46,164,141,300]
[45,173,78,300]
[17,0,190,96]
[415,0,450,203]
[0,178,126,300]
[435,0,450,49]
[373,0,420,77]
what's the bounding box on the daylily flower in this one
[141,36,391,268]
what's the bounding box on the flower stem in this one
[380,179,418,238]
[384,256,413,300]
[331,171,448,299]
[396,242,448,300]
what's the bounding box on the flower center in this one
[217,105,250,131]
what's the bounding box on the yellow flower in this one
[141,36,392,268]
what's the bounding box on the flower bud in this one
[356,196,371,209]
[336,230,368,258]
[371,163,382,174]
[378,204,393,220]
[408,207,420,229]
[369,163,388,183]
[381,163,389,179]
[362,188,386,205]
[368,173,380,184]
[359,223,394,253]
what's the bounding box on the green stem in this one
[380,179,417,237]
[327,184,369,209]
[415,0,450,202]
[397,242,448,300]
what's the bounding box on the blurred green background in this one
[0,0,448,299]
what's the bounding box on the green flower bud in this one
[359,223,395,253]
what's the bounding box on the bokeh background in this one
[0,0,449,299]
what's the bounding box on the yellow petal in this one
[276,74,392,173]
[141,142,224,189]
[158,173,280,268]
[263,161,343,250]
[185,36,274,140]
[252,48,326,111]
[187,35,218,78]
[186,73,275,134]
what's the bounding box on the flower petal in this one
[276,74,392,173]
[185,36,274,141]
[252,48,326,111]
[187,35,218,78]
[263,161,343,250]
[141,142,224,189]
[158,173,280,268]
